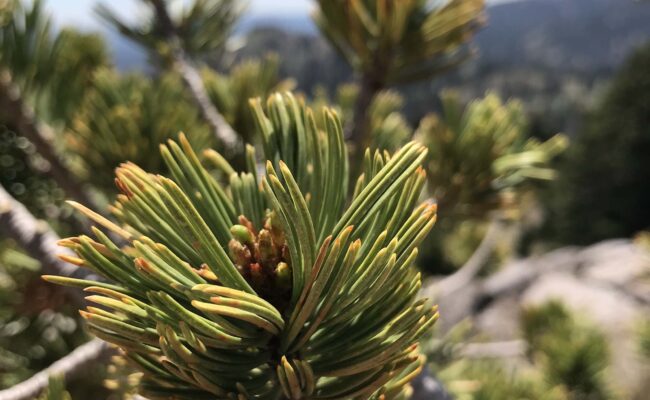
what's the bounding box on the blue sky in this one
[47,0,313,29]
[46,0,517,30]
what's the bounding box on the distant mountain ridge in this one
[107,0,650,74]
[476,0,650,72]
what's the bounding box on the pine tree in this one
[46,93,439,399]
[0,0,108,211]
[0,1,606,399]
[314,0,485,148]
[416,91,567,222]
[547,43,650,245]
[97,0,245,150]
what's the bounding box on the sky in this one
[46,0,520,30]
[47,0,313,29]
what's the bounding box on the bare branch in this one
[0,69,101,212]
[0,339,112,400]
[0,183,100,306]
[429,218,504,299]
[147,0,240,151]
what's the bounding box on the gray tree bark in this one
[0,184,100,306]
[0,339,111,400]
[148,0,240,151]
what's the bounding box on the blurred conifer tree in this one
[547,43,650,245]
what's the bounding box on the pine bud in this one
[275,262,291,290]
[230,224,254,245]
[258,229,276,263]
[228,239,251,266]
[265,211,286,246]
[238,215,255,233]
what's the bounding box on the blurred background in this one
[0,0,649,399]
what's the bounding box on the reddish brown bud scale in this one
[229,239,252,266]
[238,215,256,234]
[250,263,265,289]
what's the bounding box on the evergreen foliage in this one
[412,91,566,270]
[0,244,86,389]
[0,127,65,221]
[313,84,412,153]
[37,376,71,400]
[0,0,108,122]
[64,70,213,193]
[522,301,613,400]
[47,92,439,399]
[427,303,616,400]
[202,55,294,145]
[96,0,242,64]
[314,0,485,86]
[547,43,650,244]
[440,360,552,400]
[314,0,485,148]
[417,91,567,221]
[0,0,636,398]
[0,0,108,222]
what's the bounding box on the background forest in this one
[0,0,649,399]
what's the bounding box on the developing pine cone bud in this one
[228,213,292,311]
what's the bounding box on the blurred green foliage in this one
[202,54,294,144]
[0,0,108,122]
[415,92,566,270]
[546,43,650,245]
[429,302,615,400]
[38,376,71,400]
[0,0,58,94]
[0,242,86,389]
[417,91,567,221]
[441,360,553,400]
[0,127,66,222]
[314,0,485,86]
[0,1,107,396]
[103,355,142,400]
[96,0,243,65]
[64,69,213,193]
[522,301,613,400]
[0,0,107,227]
[425,321,553,400]
[312,84,412,153]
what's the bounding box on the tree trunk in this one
[345,73,382,149]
